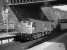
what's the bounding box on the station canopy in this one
[8,0,67,21]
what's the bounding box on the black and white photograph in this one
[0,0,67,50]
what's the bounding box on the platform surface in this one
[0,32,67,50]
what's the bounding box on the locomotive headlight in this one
[44,27,48,31]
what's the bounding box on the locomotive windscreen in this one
[10,3,48,21]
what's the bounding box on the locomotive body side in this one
[16,18,53,34]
